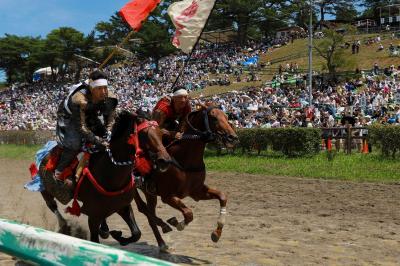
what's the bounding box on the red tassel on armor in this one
[29,163,38,179]
[65,199,81,216]
[45,147,62,172]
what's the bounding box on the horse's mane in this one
[111,110,137,140]
[183,102,219,131]
[189,102,217,118]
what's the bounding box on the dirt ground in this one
[1,157,400,266]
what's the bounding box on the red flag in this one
[119,0,161,31]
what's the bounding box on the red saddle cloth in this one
[45,147,79,181]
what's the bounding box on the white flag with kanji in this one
[168,0,215,54]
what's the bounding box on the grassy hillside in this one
[193,33,399,97]
[261,33,399,72]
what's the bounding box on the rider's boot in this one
[54,148,78,189]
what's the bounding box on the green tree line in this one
[0,0,385,84]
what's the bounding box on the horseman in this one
[152,86,191,142]
[54,70,118,185]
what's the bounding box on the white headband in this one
[173,89,188,97]
[90,79,108,88]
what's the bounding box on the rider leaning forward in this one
[152,86,191,142]
[54,70,118,185]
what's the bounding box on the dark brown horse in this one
[140,104,239,250]
[38,111,172,244]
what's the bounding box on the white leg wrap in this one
[217,207,227,227]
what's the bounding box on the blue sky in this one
[0,0,128,38]
[0,0,129,81]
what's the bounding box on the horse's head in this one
[186,103,239,148]
[110,111,171,173]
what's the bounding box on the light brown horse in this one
[142,104,239,249]
[39,111,172,244]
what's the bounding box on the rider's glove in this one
[175,132,183,140]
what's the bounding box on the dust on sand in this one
[1,158,400,265]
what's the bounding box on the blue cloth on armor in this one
[24,141,58,192]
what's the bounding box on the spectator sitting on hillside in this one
[389,43,395,52]
[373,63,379,75]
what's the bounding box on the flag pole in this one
[99,31,135,69]
[170,0,217,91]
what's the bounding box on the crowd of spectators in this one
[0,42,263,130]
[1,39,400,132]
[206,66,400,129]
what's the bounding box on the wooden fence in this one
[321,125,369,154]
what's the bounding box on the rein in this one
[106,148,133,166]
[66,166,135,216]
[107,120,160,166]
[164,107,218,172]
[82,120,159,167]
[165,107,217,150]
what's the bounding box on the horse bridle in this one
[184,106,235,145]
[184,106,216,142]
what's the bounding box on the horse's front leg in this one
[99,219,110,239]
[134,190,168,252]
[88,217,101,243]
[109,205,141,246]
[142,192,173,234]
[162,196,193,231]
[192,185,227,243]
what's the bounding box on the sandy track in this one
[1,158,400,265]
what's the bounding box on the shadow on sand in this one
[114,241,213,265]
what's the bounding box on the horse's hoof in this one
[110,230,123,240]
[167,217,178,227]
[119,240,130,246]
[176,221,185,231]
[131,231,142,243]
[162,225,173,234]
[211,231,220,243]
[159,244,169,253]
[99,229,110,239]
[58,225,71,235]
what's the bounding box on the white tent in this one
[34,67,54,76]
